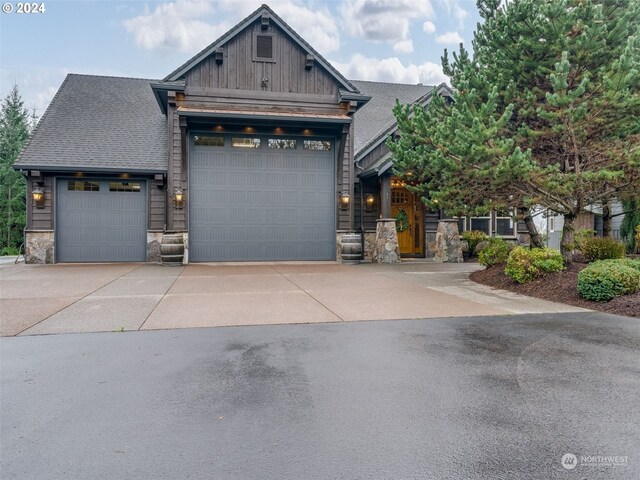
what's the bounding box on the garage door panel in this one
[56,179,146,262]
[190,138,335,261]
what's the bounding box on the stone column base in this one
[373,219,401,263]
[25,230,55,264]
[434,219,463,263]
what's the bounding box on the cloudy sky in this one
[0,0,480,116]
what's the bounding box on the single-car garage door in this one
[189,134,336,261]
[56,179,147,262]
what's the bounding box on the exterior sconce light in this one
[32,186,45,208]
[340,192,350,210]
[174,188,185,209]
[365,194,375,212]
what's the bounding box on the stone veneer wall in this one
[147,232,163,263]
[434,220,463,263]
[372,219,401,263]
[363,231,375,262]
[25,231,54,264]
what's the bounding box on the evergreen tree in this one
[389,0,640,263]
[0,85,34,253]
[621,199,640,252]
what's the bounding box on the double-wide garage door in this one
[189,135,336,262]
[56,179,147,262]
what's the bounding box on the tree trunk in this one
[602,201,611,238]
[560,214,576,265]
[519,208,544,248]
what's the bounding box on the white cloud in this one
[437,0,469,28]
[123,0,229,52]
[422,21,436,33]
[123,0,340,55]
[339,0,434,46]
[393,39,414,54]
[435,31,464,45]
[331,53,448,85]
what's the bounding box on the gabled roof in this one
[164,4,359,94]
[14,74,167,173]
[351,80,436,158]
[352,80,452,161]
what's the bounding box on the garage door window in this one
[194,135,224,146]
[109,181,141,192]
[232,137,261,148]
[304,140,331,151]
[268,139,297,149]
[68,180,99,191]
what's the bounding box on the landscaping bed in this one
[470,263,640,318]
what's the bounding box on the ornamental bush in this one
[577,260,640,302]
[461,230,487,257]
[478,238,512,266]
[504,247,565,283]
[604,258,640,273]
[581,237,625,261]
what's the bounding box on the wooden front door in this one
[391,182,424,256]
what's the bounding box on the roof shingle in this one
[351,80,434,156]
[14,74,167,172]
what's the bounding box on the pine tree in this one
[389,0,640,263]
[0,85,34,253]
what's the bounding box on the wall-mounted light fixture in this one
[32,186,45,209]
[340,192,350,210]
[365,194,375,212]
[174,188,185,209]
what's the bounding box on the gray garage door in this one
[56,179,147,262]
[189,134,335,261]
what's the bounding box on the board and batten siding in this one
[27,175,54,230]
[184,20,338,97]
[148,180,165,231]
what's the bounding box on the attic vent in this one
[256,35,273,59]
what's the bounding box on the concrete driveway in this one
[0,261,586,336]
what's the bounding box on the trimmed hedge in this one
[504,247,565,283]
[581,237,625,261]
[577,260,640,302]
[478,238,512,266]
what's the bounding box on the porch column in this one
[380,175,392,218]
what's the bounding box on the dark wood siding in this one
[28,174,54,230]
[359,142,390,172]
[167,99,186,231]
[149,180,165,231]
[184,21,338,97]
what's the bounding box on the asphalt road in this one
[1,312,638,479]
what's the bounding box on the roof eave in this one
[354,85,448,161]
[12,164,167,175]
[150,81,186,114]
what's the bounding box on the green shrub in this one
[478,238,512,266]
[581,236,625,261]
[577,260,640,302]
[574,229,596,251]
[0,246,20,256]
[604,258,640,273]
[504,247,565,283]
[461,230,487,256]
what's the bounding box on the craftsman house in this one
[15,4,527,264]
